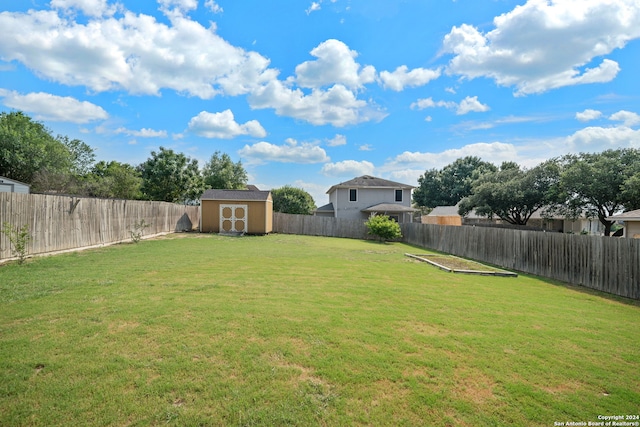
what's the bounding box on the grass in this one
[1,233,639,426]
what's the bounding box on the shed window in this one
[349,189,357,202]
[395,189,403,202]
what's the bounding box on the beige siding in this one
[201,197,273,234]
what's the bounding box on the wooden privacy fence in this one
[273,213,640,300]
[273,212,371,240]
[0,193,199,261]
[401,223,640,300]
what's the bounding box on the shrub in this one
[365,214,402,242]
[1,222,31,264]
[130,219,150,243]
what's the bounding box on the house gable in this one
[319,175,416,222]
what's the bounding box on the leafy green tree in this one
[86,161,143,199]
[413,156,497,208]
[271,185,317,215]
[557,148,640,236]
[138,147,204,203]
[202,151,248,189]
[621,174,640,211]
[0,111,71,187]
[459,161,559,226]
[58,135,95,177]
[365,214,402,242]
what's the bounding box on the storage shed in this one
[0,176,30,194]
[200,188,273,235]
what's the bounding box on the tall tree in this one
[271,185,317,215]
[58,135,95,177]
[459,161,558,225]
[558,148,640,236]
[202,151,248,189]
[413,156,497,208]
[86,161,143,199]
[0,111,71,186]
[138,147,204,203]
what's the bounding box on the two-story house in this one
[314,175,417,223]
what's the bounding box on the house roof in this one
[315,203,335,212]
[362,203,418,213]
[201,189,271,201]
[607,209,640,221]
[326,175,414,194]
[427,206,460,216]
[426,205,486,219]
[0,176,30,187]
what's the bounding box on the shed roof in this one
[327,175,414,194]
[201,189,271,201]
[362,203,418,213]
[607,209,640,221]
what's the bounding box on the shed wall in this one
[201,200,272,234]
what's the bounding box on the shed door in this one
[220,204,248,233]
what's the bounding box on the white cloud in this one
[249,80,386,127]
[410,96,489,115]
[158,0,198,13]
[576,109,602,122]
[326,134,347,146]
[359,144,373,151]
[456,96,490,115]
[50,0,117,17]
[0,7,275,99]
[238,139,330,164]
[609,110,640,127]
[442,0,640,95]
[114,127,168,138]
[410,97,455,110]
[567,125,640,149]
[187,110,266,139]
[379,65,441,91]
[306,2,321,15]
[295,39,376,89]
[0,89,108,123]
[205,0,223,13]
[388,142,519,169]
[321,160,375,177]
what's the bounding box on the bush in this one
[365,214,402,242]
[1,222,31,264]
[130,219,150,243]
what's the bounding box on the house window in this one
[349,189,357,202]
[395,189,403,202]
[389,215,400,222]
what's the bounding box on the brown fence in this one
[0,193,199,262]
[273,213,640,300]
[273,212,371,240]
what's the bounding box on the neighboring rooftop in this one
[316,203,335,212]
[327,175,414,193]
[362,203,418,213]
[607,209,640,221]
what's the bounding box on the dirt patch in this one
[406,253,517,277]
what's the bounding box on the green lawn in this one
[1,234,639,426]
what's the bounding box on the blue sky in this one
[1,0,639,205]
